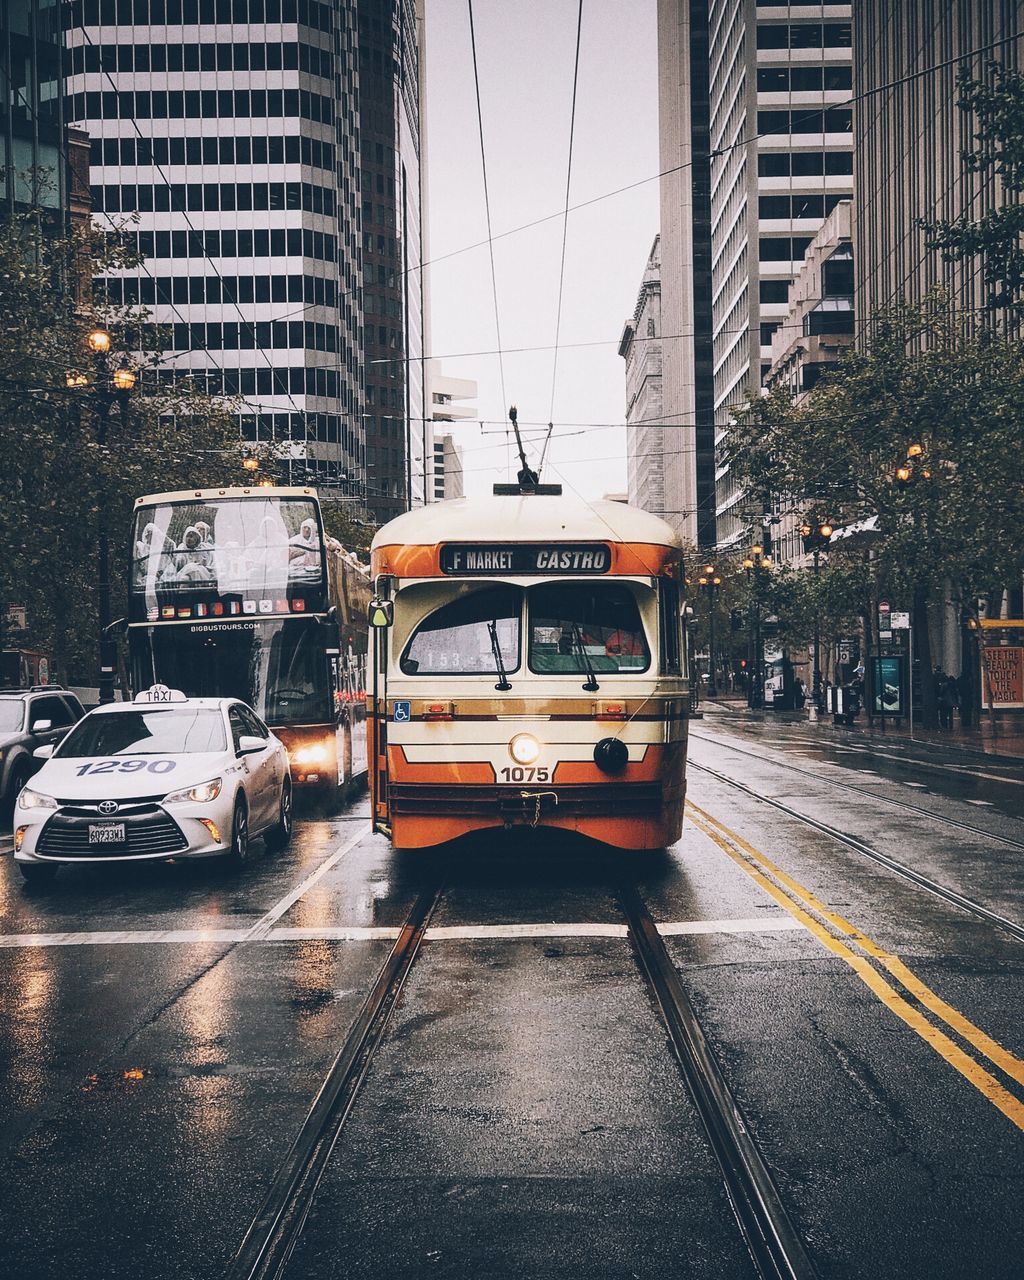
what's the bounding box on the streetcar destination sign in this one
[440,543,612,574]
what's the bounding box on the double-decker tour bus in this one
[127,486,369,799]
[366,484,690,850]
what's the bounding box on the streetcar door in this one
[368,595,393,833]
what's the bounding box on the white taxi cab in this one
[14,685,292,884]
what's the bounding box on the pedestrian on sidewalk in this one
[935,666,955,731]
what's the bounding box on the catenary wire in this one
[466,0,508,416]
[72,25,1023,353]
[545,0,585,453]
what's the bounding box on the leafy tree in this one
[0,209,247,685]
[727,298,1024,726]
[921,61,1024,317]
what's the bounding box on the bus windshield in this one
[130,496,326,620]
[130,618,333,726]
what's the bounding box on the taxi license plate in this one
[88,823,126,845]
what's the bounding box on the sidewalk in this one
[700,694,1024,763]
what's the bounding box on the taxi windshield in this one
[57,709,227,757]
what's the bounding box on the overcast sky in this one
[422,0,660,499]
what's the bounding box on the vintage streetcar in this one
[367,485,690,849]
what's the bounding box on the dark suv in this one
[0,688,86,820]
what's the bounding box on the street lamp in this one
[699,565,720,695]
[800,517,834,710]
[67,328,135,705]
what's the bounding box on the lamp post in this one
[799,518,833,710]
[698,563,720,695]
[69,329,136,704]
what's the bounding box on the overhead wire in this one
[541,0,585,474]
[466,0,508,426]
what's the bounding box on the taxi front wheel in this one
[219,797,250,870]
[264,779,293,853]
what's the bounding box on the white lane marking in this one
[658,916,805,936]
[426,922,629,940]
[902,782,927,788]
[0,929,249,948]
[268,926,403,941]
[0,917,809,948]
[964,799,994,807]
[243,824,371,941]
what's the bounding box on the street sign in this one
[878,600,892,639]
[890,611,911,630]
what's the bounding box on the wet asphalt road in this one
[1,709,1023,1279]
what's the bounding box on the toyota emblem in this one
[98,800,119,815]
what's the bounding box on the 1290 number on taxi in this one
[74,760,177,776]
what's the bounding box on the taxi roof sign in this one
[134,684,188,704]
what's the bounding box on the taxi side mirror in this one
[33,744,55,760]
[368,598,394,628]
[237,735,266,755]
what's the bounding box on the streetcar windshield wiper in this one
[571,622,600,692]
[487,619,512,691]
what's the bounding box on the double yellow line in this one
[686,800,1024,1131]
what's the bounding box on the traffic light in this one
[730,608,744,632]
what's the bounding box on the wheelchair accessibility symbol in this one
[393,701,411,722]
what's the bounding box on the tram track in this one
[226,859,818,1280]
[689,759,1024,947]
[226,880,444,1280]
[689,729,1024,851]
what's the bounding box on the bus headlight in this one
[291,743,329,765]
[509,733,541,765]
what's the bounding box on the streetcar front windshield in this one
[130,496,326,619]
[58,709,226,757]
[401,586,521,675]
[130,619,332,726]
[529,582,650,674]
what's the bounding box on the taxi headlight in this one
[19,787,57,811]
[509,733,541,765]
[291,743,329,765]
[165,777,223,804]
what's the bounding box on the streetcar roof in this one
[134,486,320,506]
[371,495,683,551]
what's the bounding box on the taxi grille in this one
[36,807,188,858]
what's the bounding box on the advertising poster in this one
[871,655,904,716]
[983,646,1024,709]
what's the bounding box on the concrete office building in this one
[63,0,425,517]
[764,197,853,566]
[619,236,669,533]
[854,0,1023,322]
[658,0,853,547]
[432,433,463,500]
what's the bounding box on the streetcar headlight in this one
[19,788,56,811]
[509,733,541,765]
[291,743,329,765]
[165,777,223,804]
